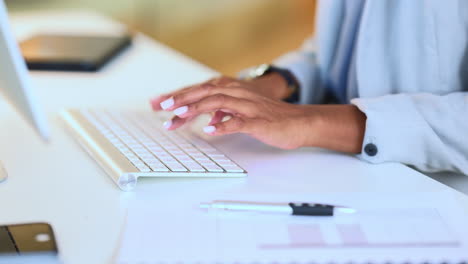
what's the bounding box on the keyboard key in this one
[221,165,244,172]
[208,154,226,159]
[138,166,151,172]
[159,156,177,163]
[198,159,216,166]
[145,159,162,165]
[194,156,210,162]
[183,162,206,172]
[170,150,185,156]
[204,164,224,172]
[132,160,145,167]
[165,163,188,172]
[148,164,169,172]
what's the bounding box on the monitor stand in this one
[0,161,7,182]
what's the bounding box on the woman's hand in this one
[151,74,290,110]
[150,75,367,153]
[151,77,312,149]
[150,74,291,131]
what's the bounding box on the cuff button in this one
[364,143,378,156]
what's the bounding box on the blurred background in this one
[5,0,316,75]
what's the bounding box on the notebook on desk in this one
[115,192,468,264]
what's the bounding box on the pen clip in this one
[288,203,334,216]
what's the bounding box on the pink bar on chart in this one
[337,224,368,245]
[288,224,325,246]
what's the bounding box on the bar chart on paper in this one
[217,208,459,250]
[117,193,468,263]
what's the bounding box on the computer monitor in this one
[0,1,49,139]
[0,1,49,182]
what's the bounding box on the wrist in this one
[296,105,322,148]
[250,72,290,100]
[300,105,366,153]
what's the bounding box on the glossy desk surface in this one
[0,10,467,264]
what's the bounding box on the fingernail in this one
[163,120,172,130]
[203,126,216,134]
[173,106,188,116]
[160,97,174,110]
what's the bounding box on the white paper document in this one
[115,192,468,263]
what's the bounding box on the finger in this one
[209,111,230,125]
[150,76,230,111]
[150,78,221,110]
[162,116,192,130]
[150,86,194,111]
[150,94,172,111]
[160,83,256,111]
[152,82,212,111]
[208,76,237,86]
[172,94,257,119]
[203,116,250,136]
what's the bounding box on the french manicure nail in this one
[160,97,174,110]
[173,106,188,116]
[203,126,216,134]
[163,120,172,130]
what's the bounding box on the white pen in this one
[199,200,356,216]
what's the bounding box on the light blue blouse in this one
[328,0,364,103]
[274,0,468,175]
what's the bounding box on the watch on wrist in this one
[247,64,300,103]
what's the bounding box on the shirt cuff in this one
[351,94,433,165]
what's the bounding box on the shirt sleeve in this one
[273,37,324,104]
[351,92,468,175]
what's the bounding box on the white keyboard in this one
[61,109,247,191]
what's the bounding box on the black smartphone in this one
[0,222,60,263]
[20,34,132,72]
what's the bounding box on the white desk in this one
[1,11,467,264]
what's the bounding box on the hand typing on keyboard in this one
[150,75,366,153]
[149,76,311,150]
[151,76,287,126]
